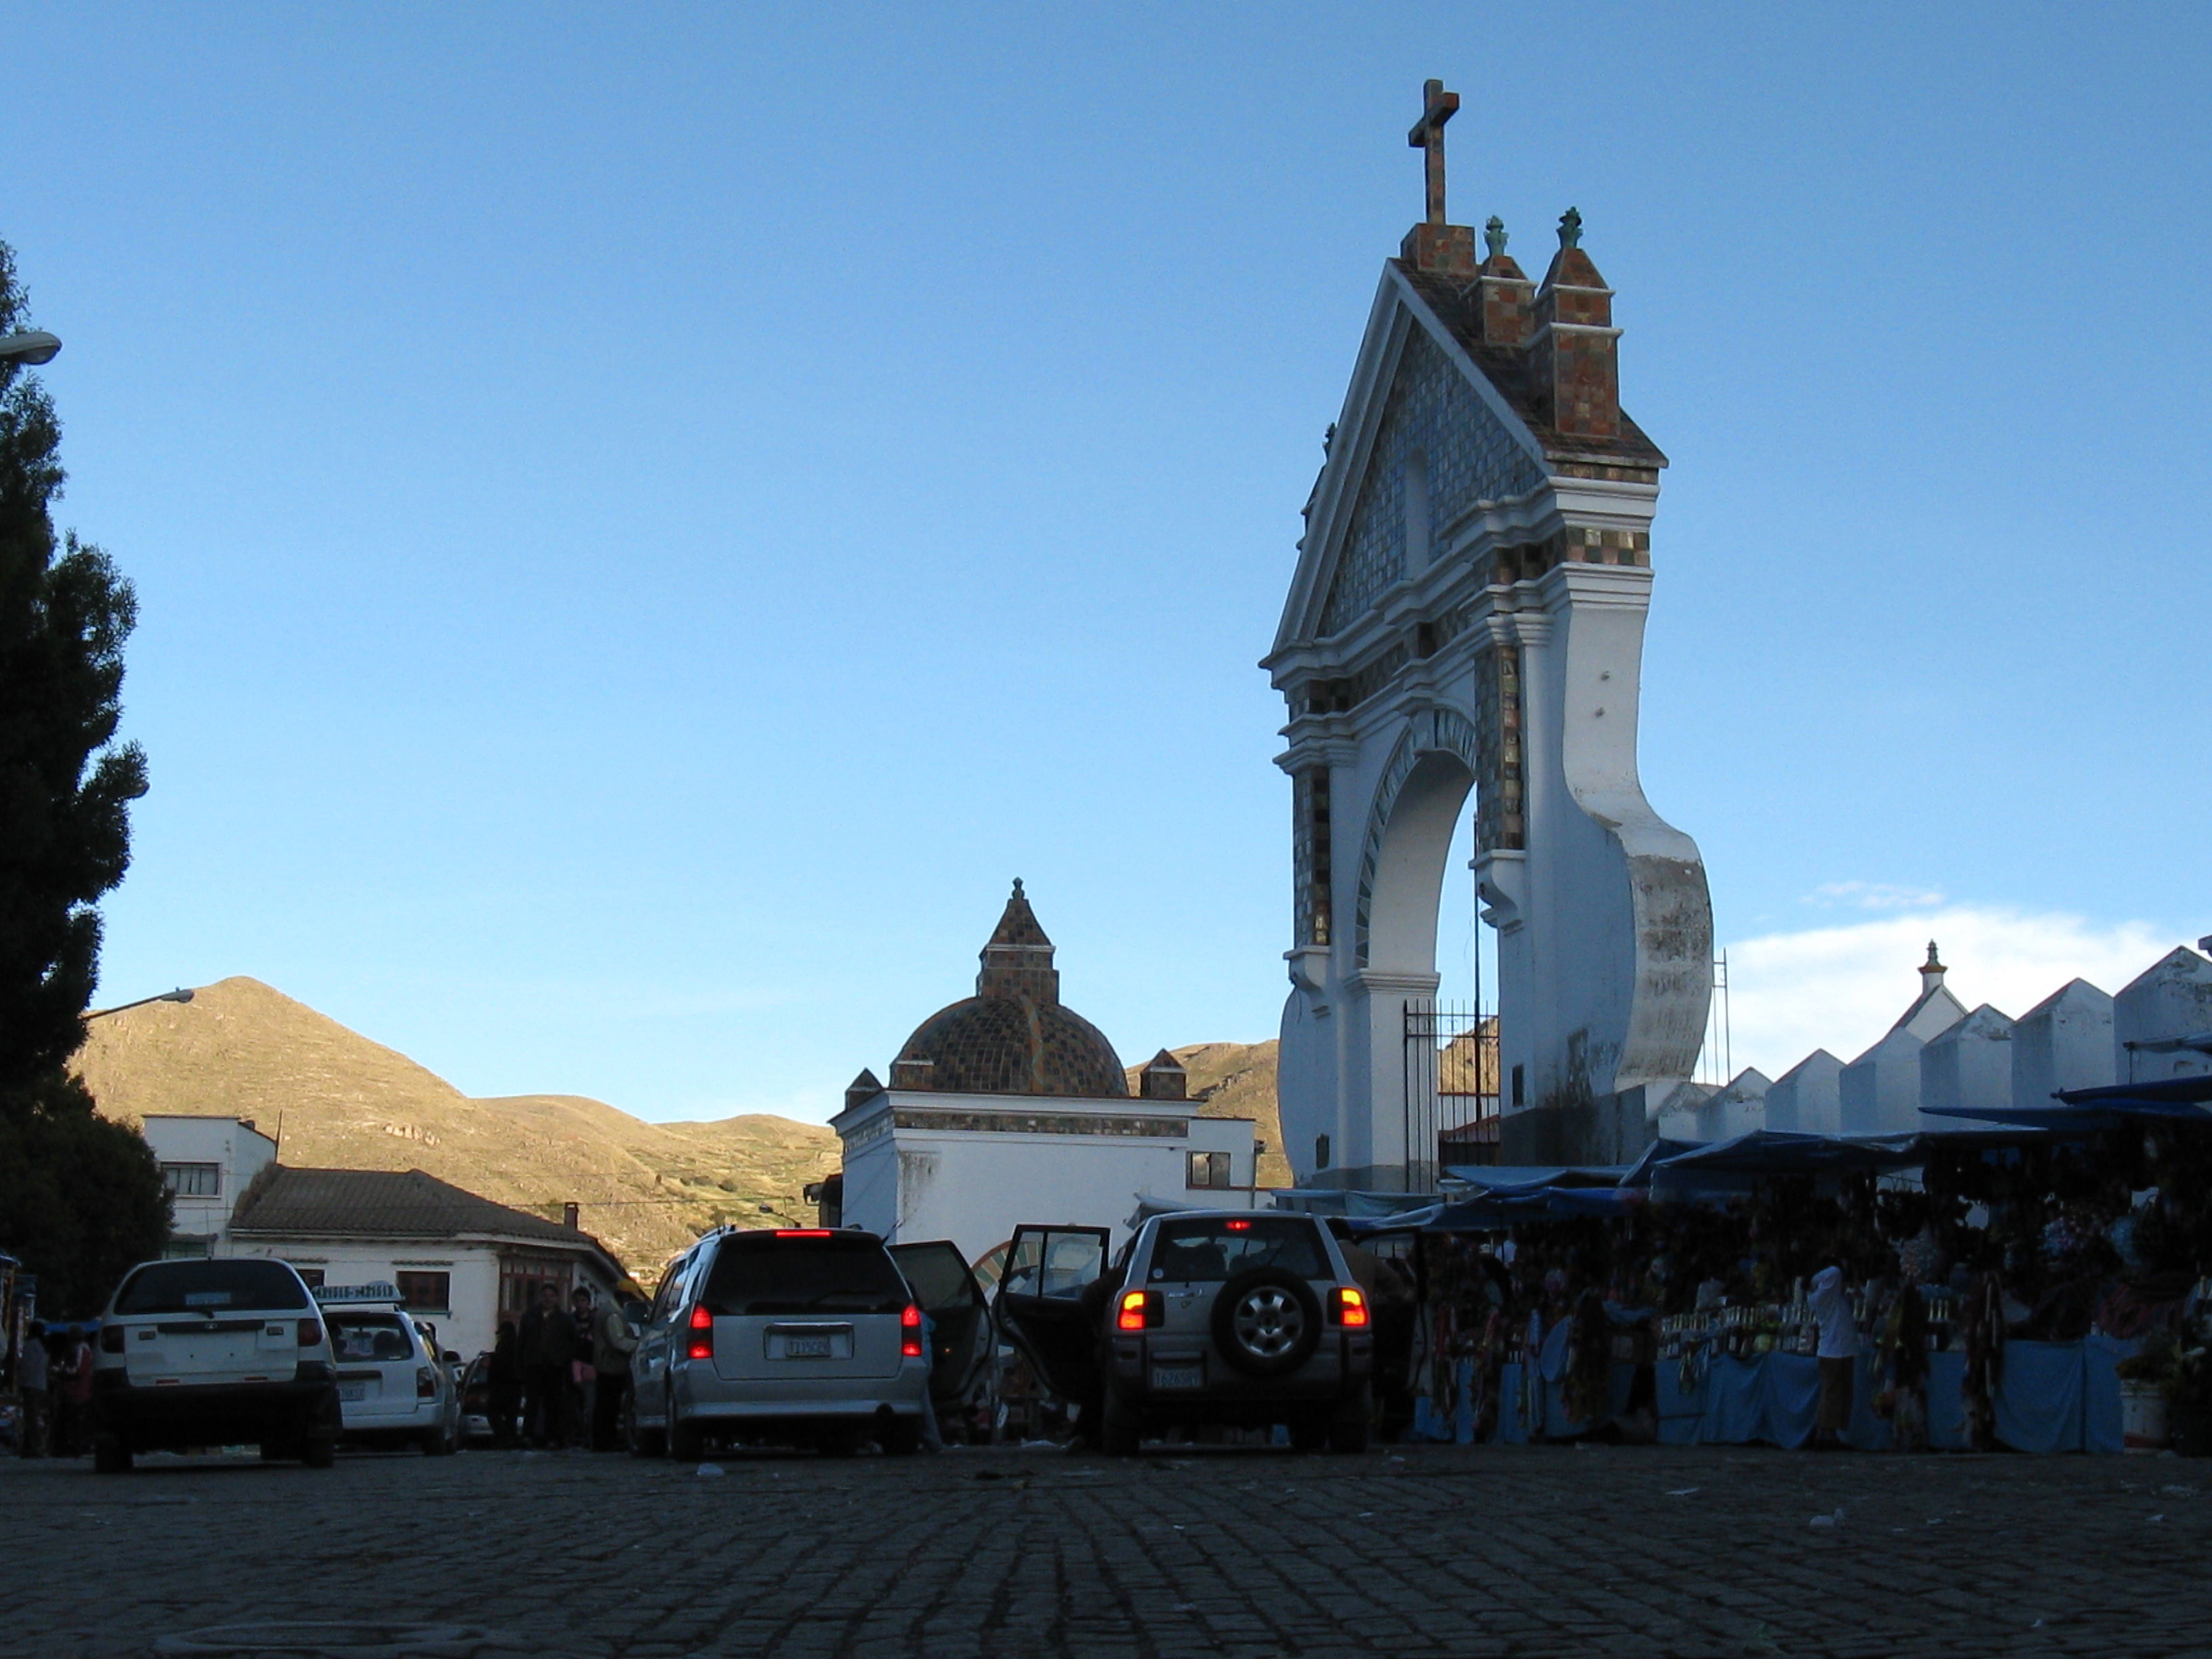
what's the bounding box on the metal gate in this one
[1402,1000,1500,1192]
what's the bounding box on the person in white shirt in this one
[14,1322,49,1458]
[1808,1264,1857,1449]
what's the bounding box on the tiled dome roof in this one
[890,881,1128,1099]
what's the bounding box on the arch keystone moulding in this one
[1263,208,1711,1189]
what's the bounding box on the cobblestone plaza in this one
[11,1443,2207,1658]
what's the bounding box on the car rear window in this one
[113,1259,310,1315]
[701,1233,910,1317]
[329,1314,417,1362]
[1145,1218,1330,1284]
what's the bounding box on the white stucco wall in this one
[2011,979,2115,1111]
[1921,1006,2015,1120]
[830,1092,1256,1265]
[1840,1029,1926,1136]
[2114,948,2212,1084]
[222,1236,617,1361]
[1763,1050,1843,1134]
[141,1115,277,1251]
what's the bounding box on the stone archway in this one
[1356,708,1481,978]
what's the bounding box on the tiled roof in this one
[1394,260,1668,470]
[230,1166,593,1247]
[985,879,1052,950]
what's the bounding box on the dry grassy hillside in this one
[75,978,840,1275]
[1128,1041,1291,1190]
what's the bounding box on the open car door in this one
[991,1224,1111,1416]
[888,1240,994,1418]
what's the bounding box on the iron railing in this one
[1402,1000,1500,1192]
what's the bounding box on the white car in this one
[90,1258,342,1473]
[320,1289,462,1456]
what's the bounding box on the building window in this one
[293,1267,326,1290]
[396,1271,451,1313]
[161,1236,213,1260]
[1315,1134,1331,1171]
[1186,1151,1232,1190]
[161,1162,220,1197]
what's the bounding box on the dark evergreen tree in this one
[0,240,168,1311]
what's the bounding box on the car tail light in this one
[687,1303,714,1361]
[1116,1289,1167,1331]
[99,1326,124,1353]
[416,1366,438,1399]
[775,1229,832,1238]
[1224,1218,1252,1232]
[901,1303,924,1357]
[1333,1287,1370,1328]
[297,1319,323,1348]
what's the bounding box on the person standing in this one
[486,1321,523,1448]
[1809,1263,1858,1450]
[14,1321,49,1458]
[567,1286,598,1448]
[55,1327,94,1457]
[590,1295,638,1451]
[518,1283,576,1449]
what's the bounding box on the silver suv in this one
[627,1228,929,1458]
[998,1211,1374,1455]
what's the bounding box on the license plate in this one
[783,1337,832,1359]
[339,1382,367,1402]
[1151,1364,1202,1391]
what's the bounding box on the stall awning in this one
[1653,1129,1927,1175]
[1439,1163,1637,1196]
[1923,1072,2212,1132]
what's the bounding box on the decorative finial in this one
[1322,422,1336,455]
[1557,207,1582,250]
[1921,940,1944,974]
[1484,216,1507,259]
[1012,877,1025,897]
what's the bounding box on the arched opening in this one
[1364,751,1470,983]
[1362,746,1499,1187]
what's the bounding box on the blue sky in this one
[8,3,2208,1118]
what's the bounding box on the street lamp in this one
[84,987,194,1021]
[0,330,61,367]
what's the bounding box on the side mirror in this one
[444,1351,462,1365]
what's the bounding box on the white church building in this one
[830,883,1256,1264]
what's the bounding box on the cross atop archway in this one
[1408,78,1460,226]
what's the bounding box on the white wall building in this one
[1708,938,2212,1143]
[138,1117,630,1359]
[144,1114,277,1256]
[828,884,1258,1265]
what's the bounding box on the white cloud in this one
[1804,880,1948,912]
[1715,905,2192,1082]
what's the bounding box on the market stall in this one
[1366,1084,2212,1454]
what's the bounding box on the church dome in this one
[889,881,1128,1099]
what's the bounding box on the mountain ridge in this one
[75,977,1288,1271]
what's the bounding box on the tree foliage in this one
[1,241,148,1095]
[0,239,167,1310]
[0,1074,169,1315]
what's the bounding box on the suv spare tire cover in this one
[1210,1267,1323,1378]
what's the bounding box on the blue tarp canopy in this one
[1923,1072,2212,1132]
[1439,1163,1636,1195]
[1652,1129,1927,1175]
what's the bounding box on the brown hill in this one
[74,977,840,1276]
[1126,1041,1290,1190]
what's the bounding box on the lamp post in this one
[0,330,61,367]
[83,987,194,1021]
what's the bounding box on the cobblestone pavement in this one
[9,1441,2210,1658]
